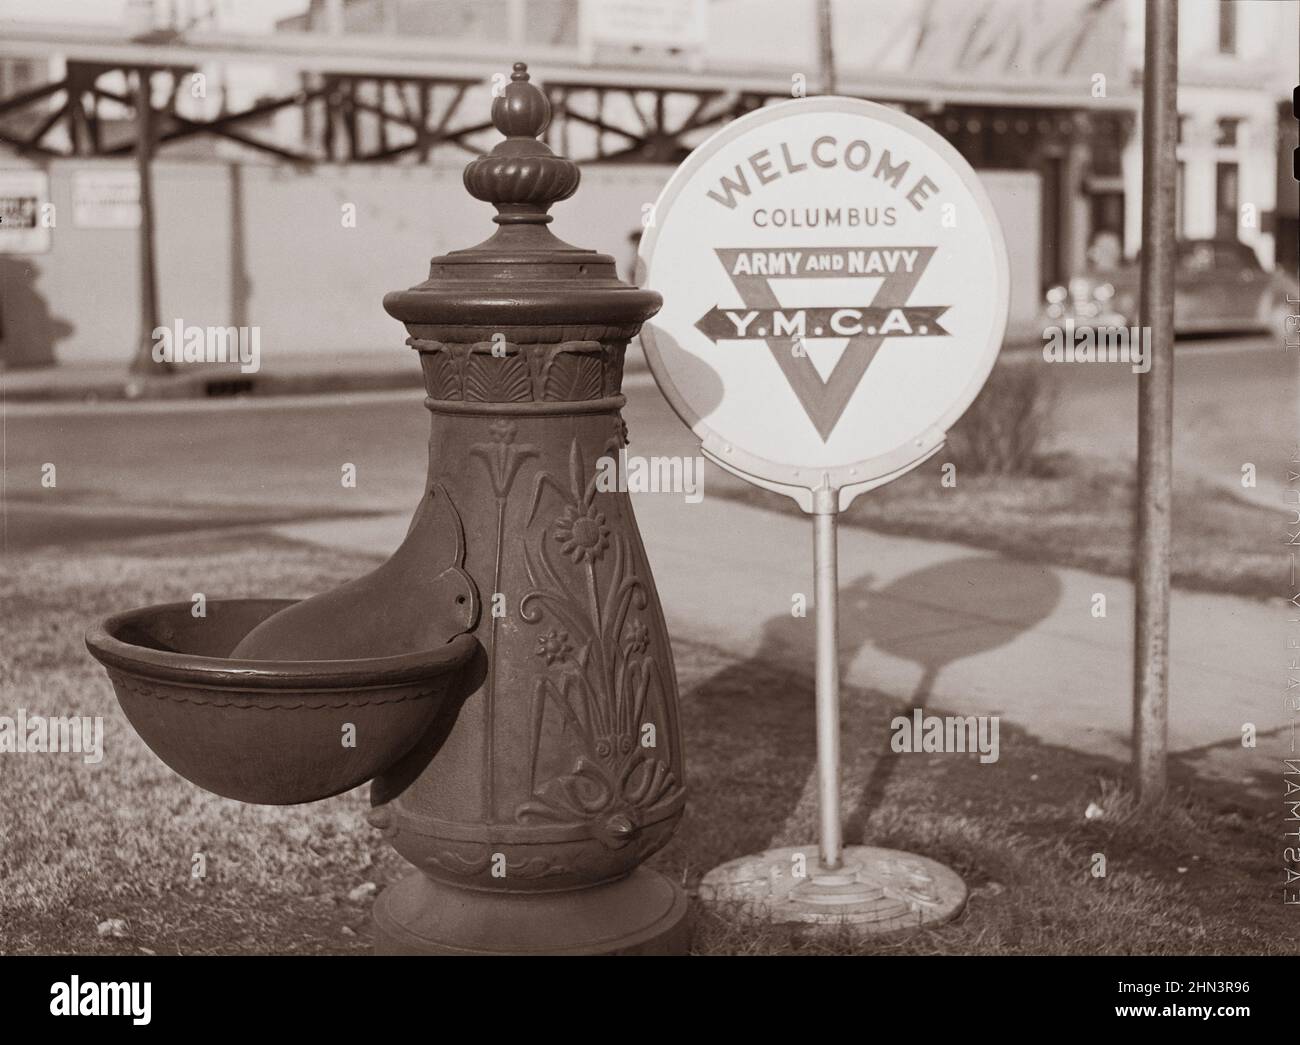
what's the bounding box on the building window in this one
[1218,1,1237,54]
[1215,117,1241,147]
[1177,114,1186,144]
[1215,161,1239,237]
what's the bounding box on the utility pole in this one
[818,0,836,95]
[1133,0,1178,803]
[130,66,169,376]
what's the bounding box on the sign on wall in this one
[638,97,1009,510]
[0,169,51,254]
[580,0,707,48]
[72,169,141,229]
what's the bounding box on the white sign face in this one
[73,169,140,229]
[638,98,1009,505]
[0,170,50,253]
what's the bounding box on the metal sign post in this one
[813,485,843,871]
[639,97,1010,930]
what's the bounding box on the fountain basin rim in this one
[86,599,478,691]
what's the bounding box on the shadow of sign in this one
[687,554,1063,857]
[638,319,726,426]
[840,555,1063,842]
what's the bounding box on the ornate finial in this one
[464,62,580,225]
[491,61,550,140]
[384,58,661,332]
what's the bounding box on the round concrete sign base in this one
[699,845,966,933]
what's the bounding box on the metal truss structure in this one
[0,62,1133,168]
[0,20,1134,168]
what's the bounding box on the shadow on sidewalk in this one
[681,554,1063,858]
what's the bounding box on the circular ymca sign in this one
[638,98,1009,502]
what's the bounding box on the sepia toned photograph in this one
[0,0,1296,1018]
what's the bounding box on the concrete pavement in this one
[272,487,1289,796]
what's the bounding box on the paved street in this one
[1025,334,1299,506]
[3,333,1291,541]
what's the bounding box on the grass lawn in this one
[714,451,1281,601]
[1,531,1292,955]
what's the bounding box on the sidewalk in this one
[271,490,1285,796]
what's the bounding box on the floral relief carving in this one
[535,629,573,665]
[424,846,567,881]
[414,339,616,402]
[544,351,604,401]
[554,502,610,563]
[419,349,461,401]
[465,348,532,403]
[470,417,540,820]
[516,438,680,848]
[470,419,538,500]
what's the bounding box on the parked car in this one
[1041,238,1298,336]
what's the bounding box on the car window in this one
[1219,242,1261,271]
[1144,240,1262,274]
[1179,242,1215,273]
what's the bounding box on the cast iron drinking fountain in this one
[87,63,690,956]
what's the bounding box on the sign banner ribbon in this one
[695,305,950,342]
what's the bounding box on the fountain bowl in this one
[86,599,476,805]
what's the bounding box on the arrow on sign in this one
[694,306,949,342]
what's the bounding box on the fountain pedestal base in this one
[372,868,690,955]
